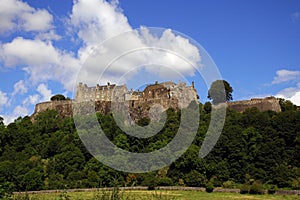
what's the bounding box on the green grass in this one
[13,190,300,200]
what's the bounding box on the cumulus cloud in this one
[0,37,81,91]
[0,0,53,34]
[70,0,201,86]
[275,82,300,106]
[0,90,9,109]
[3,105,29,125]
[12,80,28,96]
[37,83,52,102]
[70,0,132,45]
[35,30,61,41]
[272,69,300,84]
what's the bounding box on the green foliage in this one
[0,106,299,192]
[266,184,278,194]
[0,181,14,199]
[50,94,66,101]
[249,181,264,195]
[239,183,250,194]
[208,80,233,104]
[222,180,236,189]
[59,188,70,200]
[278,98,297,111]
[205,181,214,193]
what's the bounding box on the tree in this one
[208,80,233,104]
[278,98,297,111]
[50,94,66,101]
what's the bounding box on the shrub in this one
[141,176,157,190]
[267,184,278,194]
[206,181,214,193]
[249,181,264,195]
[240,183,250,194]
[51,94,66,101]
[157,177,174,186]
[222,180,236,189]
[0,182,14,199]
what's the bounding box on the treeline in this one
[0,100,299,195]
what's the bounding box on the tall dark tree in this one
[208,80,233,104]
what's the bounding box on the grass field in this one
[13,190,300,200]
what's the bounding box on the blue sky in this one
[0,0,300,124]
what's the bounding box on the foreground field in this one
[13,190,300,200]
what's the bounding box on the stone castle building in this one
[31,81,283,121]
[75,81,199,110]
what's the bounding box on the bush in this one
[249,181,264,195]
[0,182,14,199]
[51,94,66,101]
[184,170,206,187]
[157,177,174,186]
[240,183,250,194]
[206,181,214,193]
[141,176,157,190]
[267,184,277,194]
[222,180,236,189]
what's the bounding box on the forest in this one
[0,99,299,196]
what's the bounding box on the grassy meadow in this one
[13,190,300,200]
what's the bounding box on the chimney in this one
[192,81,195,88]
[107,82,110,86]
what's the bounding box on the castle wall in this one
[32,100,73,120]
[227,97,281,112]
[31,81,199,122]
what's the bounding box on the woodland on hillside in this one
[0,99,299,197]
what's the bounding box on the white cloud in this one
[272,69,300,84]
[4,84,52,124]
[22,94,39,105]
[37,83,52,102]
[3,105,29,125]
[70,0,132,45]
[1,37,60,67]
[276,83,300,106]
[70,0,201,85]
[12,80,28,96]
[0,0,53,34]
[20,9,53,32]
[36,30,61,41]
[0,37,81,91]
[0,90,9,110]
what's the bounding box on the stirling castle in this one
[31,81,281,120]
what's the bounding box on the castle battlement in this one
[31,81,199,122]
[75,81,199,109]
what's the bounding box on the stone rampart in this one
[227,96,281,112]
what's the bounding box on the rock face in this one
[227,96,281,112]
